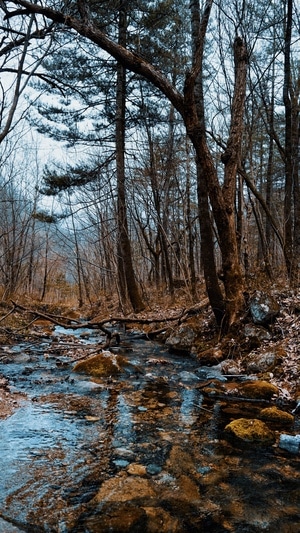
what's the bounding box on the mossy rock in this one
[259,406,294,426]
[225,418,275,445]
[238,380,278,400]
[73,351,128,378]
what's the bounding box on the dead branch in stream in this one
[9,298,209,342]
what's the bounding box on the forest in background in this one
[0,0,299,326]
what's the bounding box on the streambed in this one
[0,327,299,532]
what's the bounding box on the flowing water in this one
[0,328,299,532]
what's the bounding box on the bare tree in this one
[0,0,251,329]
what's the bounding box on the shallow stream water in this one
[0,327,299,532]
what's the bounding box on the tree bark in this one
[116,3,144,312]
[189,0,225,324]
[282,0,300,286]
[185,2,247,329]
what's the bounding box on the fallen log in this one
[9,298,209,344]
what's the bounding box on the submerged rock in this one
[249,291,280,325]
[177,371,200,383]
[82,502,148,532]
[143,506,180,533]
[94,475,156,503]
[225,418,275,445]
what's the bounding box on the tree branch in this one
[3,0,185,116]
[9,299,209,341]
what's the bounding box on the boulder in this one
[73,350,128,378]
[238,380,278,400]
[259,406,294,426]
[224,418,275,445]
[246,350,279,374]
[249,291,280,325]
[165,326,196,354]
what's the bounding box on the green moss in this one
[225,418,275,445]
[259,406,294,426]
[238,380,278,400]
[73,351,128,377]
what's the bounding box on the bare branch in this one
[2,0,185,115]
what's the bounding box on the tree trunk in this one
[189,0,225,325]
[283,0,293,279]
[116,4,144,313]
[187,1,246,329]
[282,0,300,286]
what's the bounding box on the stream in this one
[0,326,299,532]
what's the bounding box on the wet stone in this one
[238,380,278,399]
[127,463,147,476]
[146,464,162,475]
[279,434,300,454]
[259,406,294,426]
[73,350,129,378]
[81,502,148,533]
[224,418,276,445]
[112,459,129,468]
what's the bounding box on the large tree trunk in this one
[283,0,300,286]
[189,0,224,323]
[116,4,144,313]
[187,1,246,329]
[193,133,245,330]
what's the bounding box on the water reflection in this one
[113,393,134,447]
[180,388,198,426]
